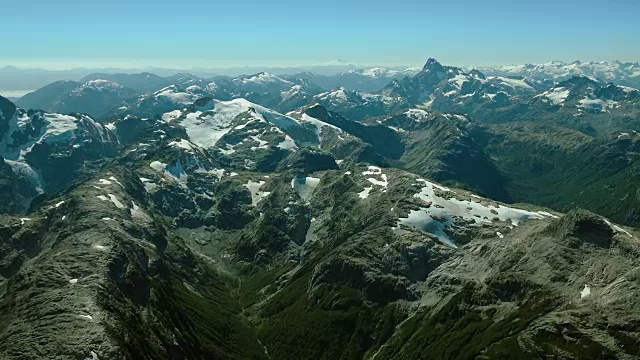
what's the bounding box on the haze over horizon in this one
[2,0,639,70]
[1,58,640,73]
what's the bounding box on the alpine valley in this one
[1,58,639,360]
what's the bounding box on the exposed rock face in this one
[278,147,339,173]
[546,209,616,248]
[0,155,40,213]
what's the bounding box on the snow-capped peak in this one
[316,87,354,103]
[481,60,640,84]
[281,85,304,100]
[423,58,444,71]
[74,79,126,93]
[350,67,400,78]
[536,86,571,105]
[152,85,199,105]
[160,98,302,149]
[237,72,292,86]
[487,76,534,90]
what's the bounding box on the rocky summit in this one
[1,57,640,360]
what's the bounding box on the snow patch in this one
[162,109,183,122]
[150,161,167,172]
[577,97,618,112]
[130,201,140,216]
[291,176,320,201]
[397,179,547,247]
[107,194,125,209]
[108,176,124,188]
[301,113,342,140]
[604,219,633,238]
[358,186,373,199]
[537,211,559,218]
[538,87,570,105]
[489,76,534,90]
[168,139,195,151]
[245,180,270,206]
[277,135,298,150]
[139,177,157,192]
[92,244,109,251]
[404,109,430,122]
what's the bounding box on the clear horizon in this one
[2,0,639,70]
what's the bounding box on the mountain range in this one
[479,60,640,88]
[0,58,639,359]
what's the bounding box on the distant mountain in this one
[0,66,179,92]
[530,76,640,113]
[163,73,213,89]
[479,60,640,88]
[230,72,295,93]
[110,85,204,119]
[292,67,420,92]
[310,87,408,120]
[379,58,640,124]
[13,80,80,110]
[0,66,91,91]
[0,63,391,93]
[108,72,325,118]
[79,72,171,93]
[17,80,138,118]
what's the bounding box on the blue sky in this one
[1,0,639,69]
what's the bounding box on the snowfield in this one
[397,178,555,247]
[537,87,570,105]
[164,98,303,149]
[245,180,270,206]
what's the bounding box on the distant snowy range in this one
[2,60,640,101]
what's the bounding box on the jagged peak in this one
[424,58,441,67]
[422,58,446,74]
